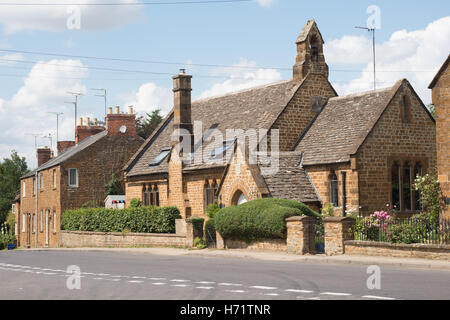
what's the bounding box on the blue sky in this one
[0,0,449,167]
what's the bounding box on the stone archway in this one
[231,189,248,206]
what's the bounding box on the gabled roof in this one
[296,19,324,44]
[259,152,319,203]
[125,79,303,177]
[295,80,405,166]
[22,131,107,179]
[429,54,450,89]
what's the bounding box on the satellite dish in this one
[119,125,127,133]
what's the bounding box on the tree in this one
[0,151,29,223]
[104,173,124,196]
[427,104,436,119]
[136,109,163,139]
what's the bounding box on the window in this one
[213,180,219,204]
[330,172,339,207]
[39,173,44,191]
[142,185,149,206]
[53,211,57,234]
[204,180,211,208]
[150,186,155,206]
[40,210,43,233]
[33,178,36,195]
[22,214,26,232]
[149,148,171,166]
[68,168,78,187]
[400,95,410,123]
[154,185,159,206]
[53,169,57,189]
[32,214,36,234]
[23,181,26,197]
[391,160,423,212]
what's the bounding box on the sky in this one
[0,0,449,168]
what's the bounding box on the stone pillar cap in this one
[285,215,315,222]
[323,216,356,222]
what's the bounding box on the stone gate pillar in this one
[285,216,315,255]
[323,217,355,255]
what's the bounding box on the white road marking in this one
[132,276,146,279]
[250,286,278,290]
[196,281,215,284]
[152,282,166,285]
[128,280,144,284]
[93,277,104,280]
[362,295,396,300]
[171,284,190,287]
[170,279,190,282]
[196,287,215,290]
[225,290,246,293]
[308,297,321,300]
[285,289,314,293]
[264,293,279,296]
[150,278,166,281]
[218,283,243,286]
[320,292,352,296]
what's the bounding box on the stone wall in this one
[345,241,450,261]
[431,58,450,219]
[222,239,287,252]
[61,230,188,248]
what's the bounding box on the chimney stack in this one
[57,141,75,154]
[37,147,52,167]
[75,115,105,144]
[172,70,193,151]
[105,105,138,137]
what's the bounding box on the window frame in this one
[329,172,339,207]
[53,169,57,189]
[68,168,78,188]
[23,181,26,198]
[53,211,57,234]
[40,210,43,233]
[22,214,26,232]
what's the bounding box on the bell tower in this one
[293,19,329,82]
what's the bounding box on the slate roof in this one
[22,131,108,178]
[295,81,402,166]
[258,152,319,203]
[429,54,450,89]
[126,79,302,177]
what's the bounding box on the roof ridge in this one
[192,79,293,103]
[329,84,397,101]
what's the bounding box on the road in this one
[0,249,449,300]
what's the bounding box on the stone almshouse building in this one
[16,107,143,248]
[429,54,450,219]
[124,20,436,219]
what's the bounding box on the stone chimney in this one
[105,105,138,137]
[57,141,75,154]
[293,19,329,82]
[37,147,52,167]
[172,69,193,152]
[75,116,105,144]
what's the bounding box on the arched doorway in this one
[231,190,248,206]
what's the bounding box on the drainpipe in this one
[341,171,347,217]
[35,171,38,248]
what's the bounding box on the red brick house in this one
[124,19,436,220]
[16,107,143,248]
[429,54,450,219]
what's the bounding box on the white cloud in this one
[253,0,276,8]
[198,58,282,99]
[122,82,172,116]
[0,0,144,34]
[0,59,88,168]
[0,53,24,66]
[325,16,450,104]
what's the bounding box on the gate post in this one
[286,216,315,255]
[323,217,355,255]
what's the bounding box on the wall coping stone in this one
[61,230,184,238]
[345,240,450,251]
[285,215,314,222]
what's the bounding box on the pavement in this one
[22,247,450,271]
[1,248,449,300]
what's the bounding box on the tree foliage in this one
[0,151,29,224]
[136,109,163,139]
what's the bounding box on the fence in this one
[353,216,450,245]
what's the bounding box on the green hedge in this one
[214,198,319,242]
[62,206,181,234]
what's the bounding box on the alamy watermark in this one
[66,265,81,290]
[366,265,381,290]
[67,5,81,30]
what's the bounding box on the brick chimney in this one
[37,147,52,167]
[105,106,138,137]
[172,69,193,152]
[57,141,75,154]
[75,117,105,144]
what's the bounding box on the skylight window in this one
[149,148,171,166]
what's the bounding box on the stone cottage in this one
[16,107,143,248]
[124,19,436,220]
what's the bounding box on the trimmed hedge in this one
[62,206,181,234]
[214,198,319,242]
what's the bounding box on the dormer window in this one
[149,148,171,166]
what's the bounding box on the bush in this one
[193,237,207,249]
[389,213,435,244]
[189,217,205,238]
[206,204,220,220]
[0,222,15,250]
[61,206,181,234]
[214,198,319,242]
[414,171,446,224]
[129,198,142,208]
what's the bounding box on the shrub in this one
[214,198,319,242]
[61,206,181,234]
[189,217,205,238]
[206,204,220,220]
[321,203,336,217]
[0,222,15,250]
[389,213,434,244]
[193,237,207,249]
[414,171,446,224]
[129,198,142,208]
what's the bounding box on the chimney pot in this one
[94,118,98,126]
[128,106,134,114]
[108,107,113,115]
[86,117,90,126]
[115,106,120,114]
[78,117,83,126]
